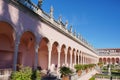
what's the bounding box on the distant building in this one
[97,48,120,64]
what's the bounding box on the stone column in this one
[90,57,92,64]
[84,54,86,64]
[83,53,85,64]
[13,37,20,71]
[58,48,61,68]
[65,48,67,66]
[82,53,84,64]
[85,54,87,64]
[70,49,72,68]
[80,52,82,64]
[88,57,90,64]
[74,51,76,65]
[87,56,90,64]
[78,53,79,64]
[34,44,39,69]
[86,54,88,64]
[48,44,52,69]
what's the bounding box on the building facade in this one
[0,0,98,74]
[98,48,120,64]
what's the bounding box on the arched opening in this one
[79,51,81,64]
[112,58,115,64]
[72,49,75,65]
[19,31,35,68]
[103,58,106,64]
[116,58,119,64]
[38,37,49,70]
[0,21,15,69]
[67,47,71,66]
[51,42,59,67]
[107,58,110,64]
[76,50,79,64]
[60,44,66,66]
[99,58,102,63]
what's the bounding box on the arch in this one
[0,20,16,33]
[79,51,82,64]
[99,58,102,63]
[38,37,49,70]
[111,58,115,64]
[72,48,75,65]
[116,58,119,64]
[67,47,71,66]
[20,27,42,45]
[107,58,110,64]
[18,31,36,68]
[0,21,15,69]
[51,41,59,67]
[103,58,106,64]
[76,50,79,64]
[60,44,66,66]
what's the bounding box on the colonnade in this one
[99,57,120,64]
[0,21,98,71]
[0,0,98,72]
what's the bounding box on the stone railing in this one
[98,52,120,56]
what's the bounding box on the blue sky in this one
[32,0,120,48]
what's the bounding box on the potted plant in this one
[59,66,73,80]
[82,64,89,73]
[74,64,83,76]
[97,62,103,68]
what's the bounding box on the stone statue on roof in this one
[65,20,68,29]
[38,0,43,8]
[69,25,72,32]
[50,6,54,18]
[58,15,62,23]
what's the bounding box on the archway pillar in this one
[74,51,77,65]
[48,44,52,69]
[65,49,67,66]
[82,53,84,64]
[80,52,82,64]
[78,53,79,64]
[58,48,61,68]
[13,34,20,71]
[34,44,39,70]
[84,54,86,64]
[70,49,72,68]
[86,54,87,64]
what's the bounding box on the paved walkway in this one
[77,69,98,80]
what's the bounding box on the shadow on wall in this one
[0,0,43,69]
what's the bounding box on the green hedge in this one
[10,67,41,80]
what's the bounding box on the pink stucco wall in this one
[0,0,99,71]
